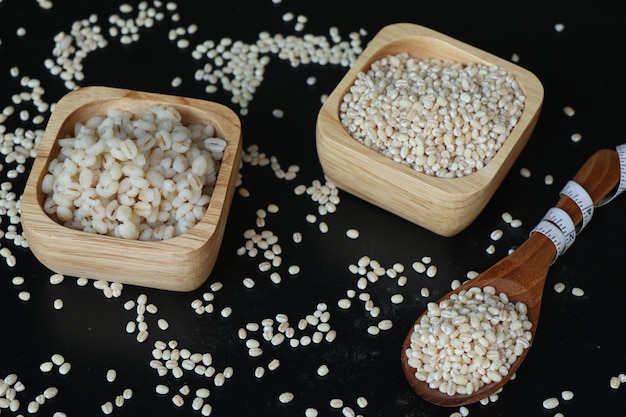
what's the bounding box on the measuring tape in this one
[542,207,576,251]
[531,220,566,261]
[598,143,626,206]
[532,144,626,261]
[559,180,594,231]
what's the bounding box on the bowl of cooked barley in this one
[21,86,243,291]
[316,23,543,236]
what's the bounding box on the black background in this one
[1,1,625,416]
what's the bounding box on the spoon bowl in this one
[401,147,622,406]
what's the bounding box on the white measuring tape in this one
[531,144,626,261]
[559,180,594,231]
[598,143,626,206]
[531,220,567,261]
[542,207,576,251]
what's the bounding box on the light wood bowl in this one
[21,86,243,291]
[316,23,544,236]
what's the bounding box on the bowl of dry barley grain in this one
[21,86,242,291]
[316,23,543,236]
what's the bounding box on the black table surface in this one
[1,1,625,416]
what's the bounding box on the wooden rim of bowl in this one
[21,86,243,290]
[319,22,544,194]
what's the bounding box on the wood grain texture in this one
[316,23,544,236]
[21,86,243,291]
[401,148,621,406]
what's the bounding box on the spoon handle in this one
[531,145,624,260]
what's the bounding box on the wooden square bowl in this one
[21,86,243,291]
[316,23,543,236]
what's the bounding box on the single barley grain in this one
[279,392,294,403]
[554,282,565,293]
[305,408,318,417]
[610,376,621,389]
[542,397,559,409]
[330,398,343,408]
[412,261,426,273]
[346,228,359,239]
[544,175,554,185]
[426,265,437,278]
[490,229,503,240]
[106,369,117,382]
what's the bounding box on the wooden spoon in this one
[401,148,622,407]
